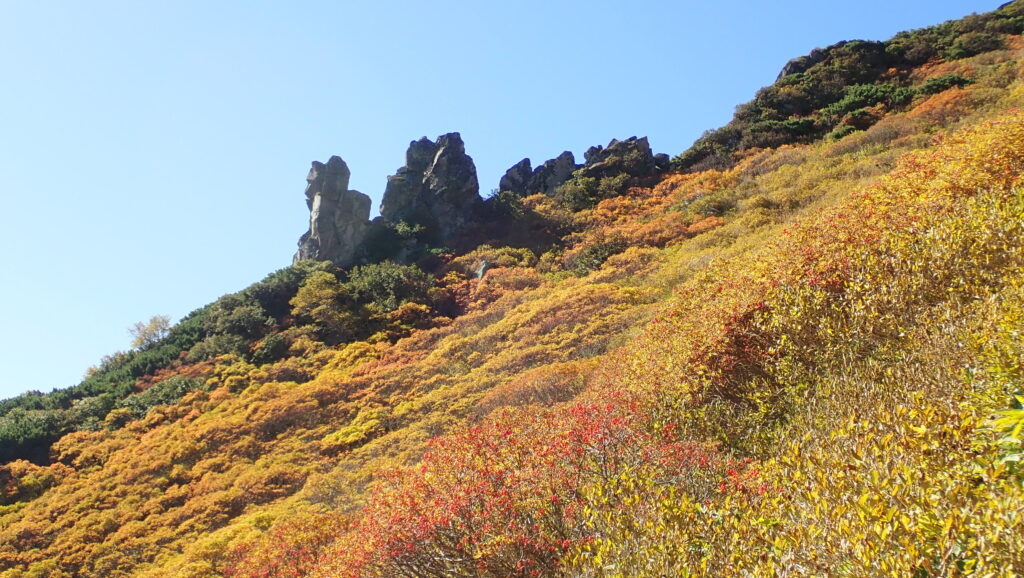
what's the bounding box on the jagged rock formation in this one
[579,136,669,180]
[498,151,578,197]
[498,138,668,198]
[294,156,371,266]
[527,151,578,195]
[380,133,482,244]
[499,158,533,196]
[297,133,669,265]
[295,133,483,265]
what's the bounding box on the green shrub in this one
[115,377,206,420]
[251,333,291,366]
[203,294,274,339]
[187,334,250,362]
[570,238,628,275]
[824,83,915,117]
[484,189,526,220]
[556,174,630,211]
[0,409,63,464]
[246,260,334,319]
[945,31,1006,59]
[346,261,433,314]
[828,124,858,141]
[919,73,974,95]
[741,118,821,149]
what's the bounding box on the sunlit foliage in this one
[3,6,1024,577]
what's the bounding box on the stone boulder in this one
[294,156,372,266]
[380,132,482,244]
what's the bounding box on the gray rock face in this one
[380,132,482,243]
[578,136,660,180]
[295,156,372,266]
[499,158,532,196]
[496,138,665,199]
[776,46,831,80]
[474,259,491,280]
[527,151,578,196]
[498,152,578,197]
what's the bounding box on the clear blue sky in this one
[0,0,1000,399]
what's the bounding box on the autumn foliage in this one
[4,6,1024,577]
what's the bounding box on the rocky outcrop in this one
[497,138,668,199]
[776,46,830,80]
[499,158,532,196]
[295,133,669,265]
[527,151,578,196]
[380,133,482,244]
[578,136,667,180]
[294,156,372,266]
[498,151,578,197]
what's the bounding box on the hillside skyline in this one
[0,0,1000,398]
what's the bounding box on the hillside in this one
[3,2,1024,576]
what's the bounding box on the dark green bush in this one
[346,261,433,314]
[570,238,628,275]
[828,124,858,141]
[824,84,915,117]
[251,333,290,365]
[740,118,821,149]
[0,408,63,464]
[203,295,274,339]
[485,189,527,220]
[246,260,334,320]
[186,334,250,362]
[556,174,630,212]
[919,73,974,95]
[114,377,206,420]
[945,31,1006,59]
[64,395,116,431]
[671,126,743,172]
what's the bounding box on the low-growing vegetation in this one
[4,3,1024,576]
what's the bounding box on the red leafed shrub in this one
[224,513,346,578]
[310,395,739,577]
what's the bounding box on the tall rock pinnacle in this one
[380,132,482,244]
[294,156,372,266]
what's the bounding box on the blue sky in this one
[0,0,1000,399]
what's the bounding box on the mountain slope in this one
[3,3,1024,577]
